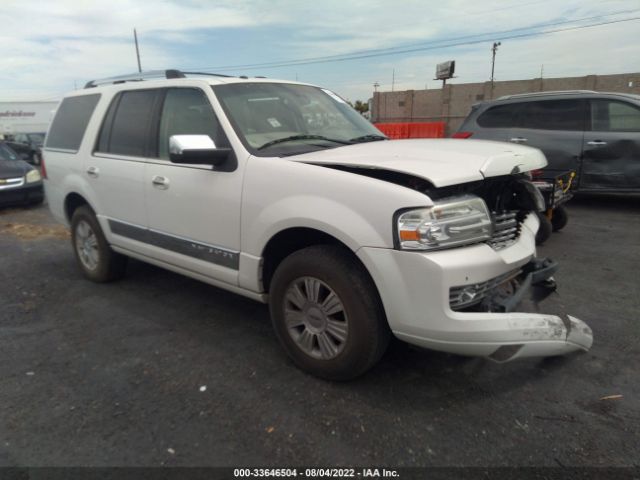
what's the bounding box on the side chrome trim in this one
[107,218,239,270]
[111,244,267,303]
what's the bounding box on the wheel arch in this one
[64,192,93,223]
[260,227,381,306]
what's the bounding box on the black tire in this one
[70,205,127,282]
[536,212,552,245]
[269,245,390,381]
[551,205,569,232]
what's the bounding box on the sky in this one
[1,0,639,103]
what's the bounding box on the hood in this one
[0,159,30,179]
[291,139,547,187]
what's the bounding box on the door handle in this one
[86,166,99,178]
[151,175,170,190]
[587,140,607,146]
[509,137,528,143]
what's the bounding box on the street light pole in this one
[490,41,501,98]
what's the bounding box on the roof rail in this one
[84,69,233,88]
[497,90,597,100]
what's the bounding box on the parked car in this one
[0,141,44,207]
[5,132,45,165]
[454,90,640,193]
[42,70,592,380]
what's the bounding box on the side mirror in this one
[169,135,230,166]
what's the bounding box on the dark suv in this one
[455,90,640,193]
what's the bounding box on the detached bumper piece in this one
[448,257,593,362]
[486,314,593,362]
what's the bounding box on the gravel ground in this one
[0,195,638,468]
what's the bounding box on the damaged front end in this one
[449,255,594,362]
[322,162,594,362]
[381,173,593,362]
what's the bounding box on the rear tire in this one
[551,205,569,231]
[269,245,390,381]
[536,212,552,245]
[71,205,127,282]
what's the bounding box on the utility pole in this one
[490,41,501,98]
[134,28,142,73]
[391,69,395,92]
[373,81,379,92]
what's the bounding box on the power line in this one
[187,10,640,72]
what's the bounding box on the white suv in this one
[42,70,593,380]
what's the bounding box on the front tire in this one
[269,245,390,381]
[536,212,552,245]
[71,205,127,282]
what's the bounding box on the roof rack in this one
[497,90,597,100]
[84,69,233,89]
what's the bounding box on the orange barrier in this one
[374,122,445,139]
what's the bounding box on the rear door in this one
[581,98,640,191]
[510,99,586,178]
[90,89,160,248]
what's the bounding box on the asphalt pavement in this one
[0,195,638,467]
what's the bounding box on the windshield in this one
[27,133,45,144]
[213,82,384,156]
[0,144,19,161]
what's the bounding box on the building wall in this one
[0,101,60,135]
[371,72,640,135]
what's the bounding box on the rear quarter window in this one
[477,104,520,128]
[45,94,101,152]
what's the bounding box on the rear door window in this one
[591,100,640,132]
[519,99,584,131]
[97,90,158,157]
[45,94,100,152]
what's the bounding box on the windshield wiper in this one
[257,135,352,150]
[349,134,387,143]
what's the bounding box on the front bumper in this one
[357,213,593,362]
[0,181,44,206]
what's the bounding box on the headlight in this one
[396,195,493,250]
[26,169,41,183]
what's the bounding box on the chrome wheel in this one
[283,276,349,360]
[74,220,99,271]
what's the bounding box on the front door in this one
[581,99,640,191]
[144,87,244,286]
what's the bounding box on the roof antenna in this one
[134,28,142,73]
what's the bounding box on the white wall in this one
[0,101,60,135]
